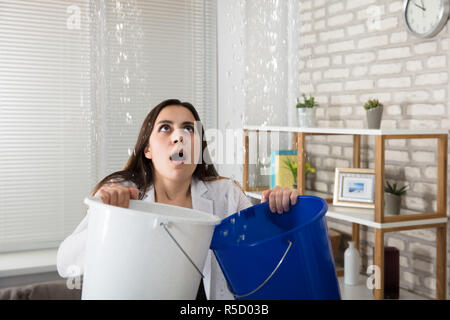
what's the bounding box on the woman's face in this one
[145,105,201,183]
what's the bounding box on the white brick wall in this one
[299,0,450,299]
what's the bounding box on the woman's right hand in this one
[94,183,140,208]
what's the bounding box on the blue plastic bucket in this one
[210,195,341,300]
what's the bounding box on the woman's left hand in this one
[261,185,300,214]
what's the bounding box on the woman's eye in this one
[184,126,194,133]
[159,125,170,132]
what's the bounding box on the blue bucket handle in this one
[228,239,293,299]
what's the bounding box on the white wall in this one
[300,0,449,299]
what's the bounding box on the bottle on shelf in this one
[344,241,361,286]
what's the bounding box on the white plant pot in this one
[297,108,316,128]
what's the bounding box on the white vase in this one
[297,108,316,127]
[344,241,361,286]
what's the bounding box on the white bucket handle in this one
[228,239,293,299]
[159,222,205,279]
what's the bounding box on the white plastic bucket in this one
[81,196,221,300]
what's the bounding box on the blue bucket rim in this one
[211,195,328,249]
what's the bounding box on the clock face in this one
[404,0,449,37]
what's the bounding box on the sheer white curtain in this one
[0,0,217,253]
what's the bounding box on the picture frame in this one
[270,150,297,189]
[333,168,375,209]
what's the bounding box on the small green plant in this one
[364,99,383,110]
[283,158,316,182]
[296,94,319,109]
[384,181,408,196]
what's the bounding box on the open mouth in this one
[169,149,187,162]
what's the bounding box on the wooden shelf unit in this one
[242,126,448,300]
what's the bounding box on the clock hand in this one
[420,0,426,11]
[419,0,426,19]
[414,2,426,11]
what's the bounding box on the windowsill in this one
[0,249,58,278]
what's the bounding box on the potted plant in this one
[283,158,316,190]
[384,181,408,216]
[296,94,318,127]
[364,99,383,129]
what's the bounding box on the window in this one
[0,0,217,252]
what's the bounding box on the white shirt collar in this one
[143,176,213,214]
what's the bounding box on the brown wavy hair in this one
[90,99,224,199]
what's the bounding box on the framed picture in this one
[333,168,375,208]
[270,150,297,189]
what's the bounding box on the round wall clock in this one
[402,0,450,38]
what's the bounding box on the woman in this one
[57,99,299,300]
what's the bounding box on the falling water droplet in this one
[127,147,136,156]
[126,112,133,124]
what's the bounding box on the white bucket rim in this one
[84,196,221,226]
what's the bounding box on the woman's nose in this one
[173,134,183,144]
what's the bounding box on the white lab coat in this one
[56,176,253,300]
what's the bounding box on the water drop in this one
[126,112,133,124]
[127,147,136,156]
